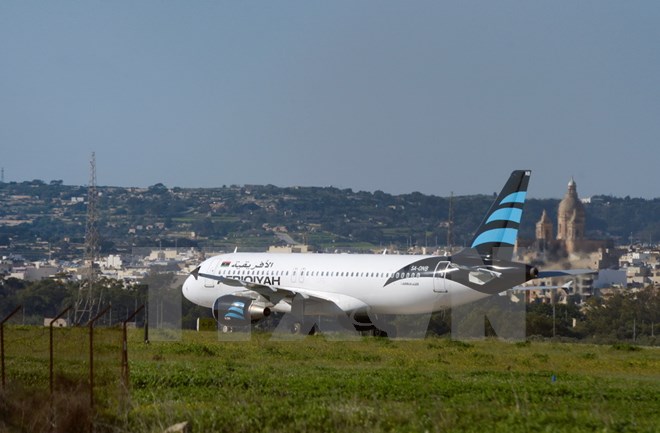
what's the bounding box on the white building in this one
[103,254,123,269]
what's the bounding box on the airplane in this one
[182,170,585,336]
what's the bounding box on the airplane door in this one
[433,261,450,293]
[300,268,306,283]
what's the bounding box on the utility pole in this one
[74,152,101,324]
[447,192,454,252]
[552,289,556,338]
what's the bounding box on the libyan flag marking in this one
[221,261,231,267]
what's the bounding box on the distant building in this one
[535,210,553,249]
[534,178,609,256]
[44,318,68,327]
[268,245,311,253]
[103,254,123,269]
[147,249,178,261]
[556,178,586,253]
[10,262,59,281]
[593,269,628,289]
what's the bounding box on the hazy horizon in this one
[4,172,654,201]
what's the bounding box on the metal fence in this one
[0,304,144,433]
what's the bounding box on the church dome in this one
[558,178,585,219]
[557,177,585,241]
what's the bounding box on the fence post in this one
[87,305,111,410]
[1,305,22,389]
[49,306,72,396]
[121,304,144,390]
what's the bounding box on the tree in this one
[0,278,26,316]
[579,286,659,342]
[17,279,73,323]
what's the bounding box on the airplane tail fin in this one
[465,170,531,260]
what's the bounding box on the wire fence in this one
[0,305,144,433]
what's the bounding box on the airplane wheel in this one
[221,325,231,333]
[290,322,303,334]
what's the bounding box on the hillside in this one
[1,180,658,259]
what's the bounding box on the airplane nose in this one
[182,274,195,302]
[182,270,217,308]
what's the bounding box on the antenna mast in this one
[75,152,101,324]
[447,191,454,252]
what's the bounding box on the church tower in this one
[536,210,553,242]
[557,177,585,253]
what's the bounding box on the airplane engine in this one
[526,265,539,280]
[212,295,271,325]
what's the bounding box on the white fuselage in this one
[182,252,490,315]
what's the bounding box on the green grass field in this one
[1,327,659,432]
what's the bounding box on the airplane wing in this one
[500,281,573,302]
[198,273,369,313]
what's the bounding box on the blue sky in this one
[1,1,659,198]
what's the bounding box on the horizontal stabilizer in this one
[537,269,596,278]
[511,281,574,291]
